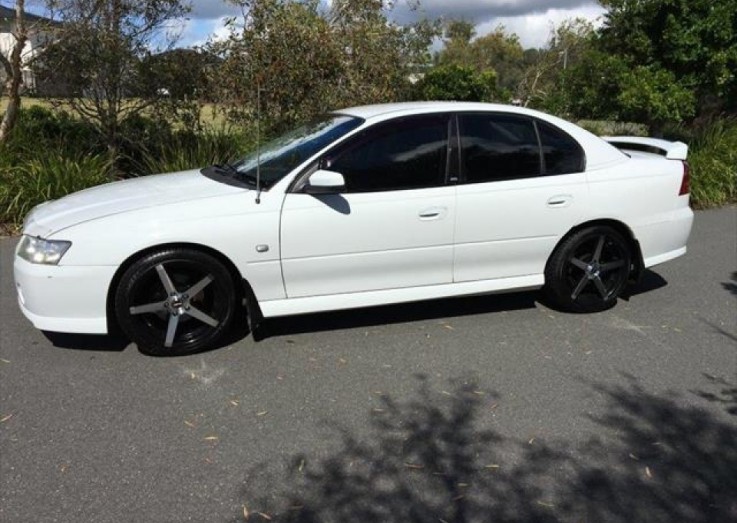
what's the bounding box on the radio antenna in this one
[255,81,262,205]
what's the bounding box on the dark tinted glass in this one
[537,121,585,175]
[325,115,449,193]
[460,114,541,183]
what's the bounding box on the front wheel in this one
[544,226,632,313]
[114,248,237,356]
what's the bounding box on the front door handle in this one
[547,195,573,208]
[419,207,448,221]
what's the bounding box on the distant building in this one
[0,6,56,94]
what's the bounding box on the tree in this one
[211,0,438,133]
[564,50,695,134]
[137,48,221,130]
[517,18,595,111]
[436,23,523,100]
[413,64,498,102]
[36,0,189,158]
[598,0,737,117]
[211,0,344,132]
[0,0,29,144]
[436,19,475,66]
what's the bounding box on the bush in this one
[413,65,501,103]
[689,119,737,208]
[4,106,99,158]
[134,128,256,176]
[0,153,113,227]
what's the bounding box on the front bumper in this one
[13,251,117,334]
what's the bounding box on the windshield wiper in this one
[212,163,240,177]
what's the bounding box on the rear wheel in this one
[115,248,237,356]
[544,226,632,313]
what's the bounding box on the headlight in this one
[17,236,72,265]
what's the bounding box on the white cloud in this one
[475,4,606,48]
[392,0,599,24]
[180,0,606,50]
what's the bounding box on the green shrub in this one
[0,153,113,227]
[689,119,737,208]
[135,128,256,176]
[5,106,99,158]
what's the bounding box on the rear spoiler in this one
[602,136,689,161]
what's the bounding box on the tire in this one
[114,248,237,356]
[544,226,632,313]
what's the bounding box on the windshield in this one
[206,114,364,189]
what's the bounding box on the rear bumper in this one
[640,206,694,269]
[14,255,115,334]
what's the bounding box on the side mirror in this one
[304,169,346,195]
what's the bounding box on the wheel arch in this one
[550,219,644,282]
[105,242,259,335]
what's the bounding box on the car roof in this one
[338,101,539,120]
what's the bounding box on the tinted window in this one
[537,121,585,175]
[460,114,541,183]
[324,115,449,193]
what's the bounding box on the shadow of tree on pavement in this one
[237,376,737,523]
[695,374,737,417]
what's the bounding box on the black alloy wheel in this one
[115,248,237,356]
[545,226,632,313]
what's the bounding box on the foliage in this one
[36,0,189,157]
[564,51,695,133]
[210,0,439,133]
[413,64,498,102]
[436,22,523,98]
[2,105,98,156]
[689,119,737,208]
[135,129,256,176]
[0,152,112,225]
[598,0,737,117]
[0,107,257,227]
[137,48,222,130]
[517,18,595,111]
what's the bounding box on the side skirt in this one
[259,275,544,318]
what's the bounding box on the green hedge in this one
[689,119,737,208]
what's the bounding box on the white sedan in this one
[14,102,694,355]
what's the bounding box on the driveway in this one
[1,207,735,522]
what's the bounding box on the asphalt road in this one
[1,208,736,523]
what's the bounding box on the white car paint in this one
[280,187,456,297]
[14,102,694,335]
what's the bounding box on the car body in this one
[14,102,694,355]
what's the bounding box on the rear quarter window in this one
[537,121,586,175]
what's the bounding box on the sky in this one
[181,0,607,49]
[13,0,607,50]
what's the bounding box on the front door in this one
[280,114,456,298]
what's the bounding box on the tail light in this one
[679,161,690,196]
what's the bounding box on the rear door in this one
[280,114,456,298]
[453,112,589,282]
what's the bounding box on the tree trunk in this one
[0,0,28,145]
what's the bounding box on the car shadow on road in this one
[42,331,130,351]
[236,374,737,523]
[620,269,669,300]
[258,291,540,339]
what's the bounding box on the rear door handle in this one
[419,207,447,221]
[547,195,573,208]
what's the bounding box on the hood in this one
[23,169,247,237]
